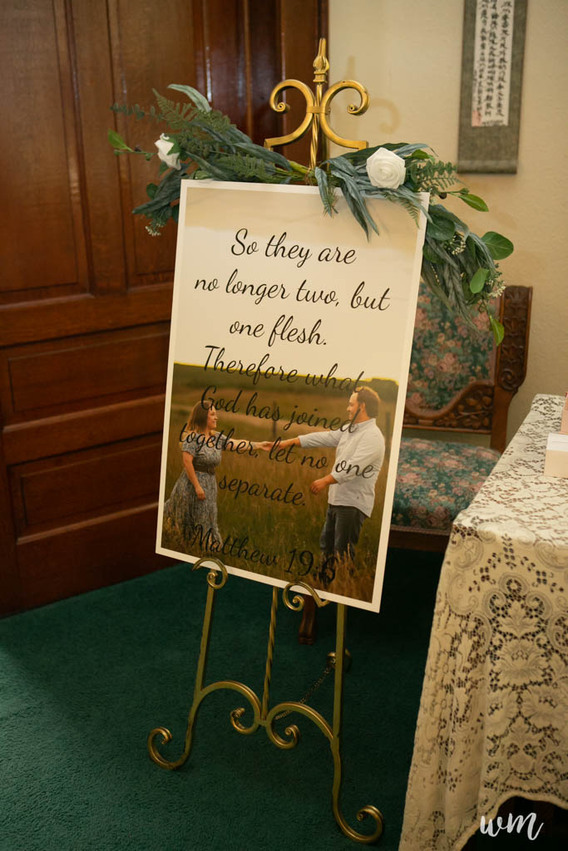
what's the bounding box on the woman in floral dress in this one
[163,400,256,547]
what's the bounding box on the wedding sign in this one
[157,182,427,611]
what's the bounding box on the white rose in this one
[366,147,406,189]
[155,134,181,170]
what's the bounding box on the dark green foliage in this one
[107,85,513,338]
[132,168,187,234]
[481,231,514,260]
[408,158,459,194]
[110,102,162,122]
[152,90,198,130]
[213,154,284,183]
[314,166,337,216]
[383,186,424,224]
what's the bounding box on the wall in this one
[329,0,568,439]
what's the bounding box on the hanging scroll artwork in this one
[458,0,527,173]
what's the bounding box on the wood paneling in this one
[5,326,169,416]
[0,0,328,615]
[0,289,174,348]
[109,0,199,285]
[13,436,162,533]
[0,0,88,303]
[17,504,165,609]
[3,396,166,465]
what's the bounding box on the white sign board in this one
[157,181,426,611]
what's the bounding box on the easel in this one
[148,41,383,844]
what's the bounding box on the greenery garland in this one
[109,84,514,342]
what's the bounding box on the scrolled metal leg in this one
[147,558,228,769]
[148,566,383,844]
[329,604,384,843]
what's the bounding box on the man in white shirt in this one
[273,386,385,584]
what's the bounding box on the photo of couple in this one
[159,364,397,605]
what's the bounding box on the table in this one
[400,394,568,850]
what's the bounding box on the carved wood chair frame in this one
[389,284,532,552]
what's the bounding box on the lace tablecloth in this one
[400,395,568,850]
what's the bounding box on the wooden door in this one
[0,0,328,615]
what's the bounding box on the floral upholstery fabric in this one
[393,438,501,531]
[407,282,496,411]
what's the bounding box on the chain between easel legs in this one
[147,560,383,844]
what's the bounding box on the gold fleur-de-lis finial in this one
[264,38,369,169]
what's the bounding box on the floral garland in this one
[109,84,513,341]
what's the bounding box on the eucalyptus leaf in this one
[469,268,490,293]
[459,193,489,212]
[427,215,455,241]
[482,231,514,260]
[107,129,131,151]
[133,169,186,215]
[489,314,505,345]
[146,183,158,199]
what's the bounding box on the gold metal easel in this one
[265,38,369,169]
[148,42,383,844]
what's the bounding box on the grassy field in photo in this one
[161,364,398,604]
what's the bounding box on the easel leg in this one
[330,604,384,844]
[147,569,221,769]
[149,561,261,764]
[147,568,383,843]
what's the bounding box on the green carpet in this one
[0,550,441,851]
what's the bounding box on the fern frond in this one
[110,103,163,122]
[382,190,420,224]
[410,159,459,193]
[193,109,237,136]
[214,154,279,183]
[175,129,219,160]
[152,90,197,130]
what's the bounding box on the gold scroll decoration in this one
[264,38,369,169]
